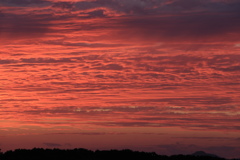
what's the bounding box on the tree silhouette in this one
[0,148,231,160]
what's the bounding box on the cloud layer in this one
[0,0,240,158]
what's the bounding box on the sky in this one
[0,0,240,158]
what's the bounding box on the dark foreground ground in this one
[0,148,238,160]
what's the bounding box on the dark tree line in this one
[0,148,235,160]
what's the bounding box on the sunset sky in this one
[0,0,240,158]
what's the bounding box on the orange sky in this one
[0,0,240,158]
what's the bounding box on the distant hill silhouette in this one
[0,148,236,160]
[192,151,219,158]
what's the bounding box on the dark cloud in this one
[52,2,74,10]
[94,64,124,70]
[0,98,39,102]
[73,0,240,16]
[92,121,162,127]
[0,14,51,40]
[64,143,72,147]
[48,132,126,136]
[46,41,125,48]
[51,132,107,135]
[174,137,234,140]
[0,0,49,6]
[43,143,62,147]
[21,58,74,64]
[87,9,106,18]
[75,1,98,10]
[0,57,82,67]
[138,96,232,106]
[85,114,240,131]
[114,13,240,43]
[74,0,153,14]
[214,66,240,72]
[0,59,16,64]
[169,0,204,10]
[1,0,240,43]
